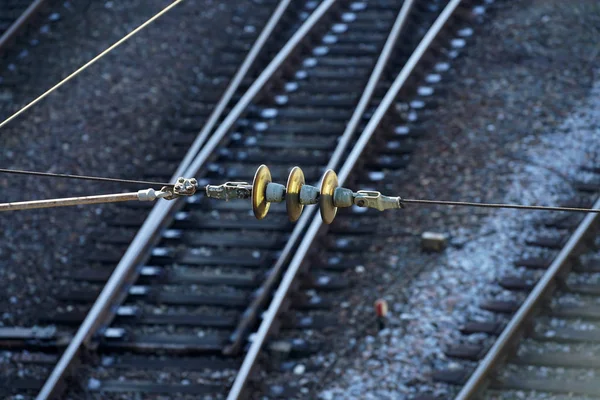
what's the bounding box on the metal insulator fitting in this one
[299,185,320,205]
[265,182,286,203]
[353,190,404,211]
[205,182,252,201]
[333,187,354,208]
[137,188,160,201]
[173,177,198,196]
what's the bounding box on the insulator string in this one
[0,0,185,130]
[0,168,172,187]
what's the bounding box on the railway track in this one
[423,134,600,395]
[1,0,492,399]
[427,191,600,399]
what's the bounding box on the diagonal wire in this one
[0,0,185,130]
[0,168,172,187]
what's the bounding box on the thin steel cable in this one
[0,0,185,130]
[3,167,599,212]
[402,198,600,213]
[0,168,172,187]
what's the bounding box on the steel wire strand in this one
[2,169,600,213]
[401,198,600,213]
[0,168,172,187]
[0,0,185,130]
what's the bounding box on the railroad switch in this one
[205,164,405,224]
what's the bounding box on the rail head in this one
[455,197,600,400]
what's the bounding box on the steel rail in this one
[37,1,337,398]
[225,0,416,393]
[0,0,48,54]
[455,197,600,400]
[226,0,463,398]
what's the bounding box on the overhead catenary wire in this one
[0,168,173,187]
[400,198,600,213]
[0,0,185,130]
[2,167,600,214]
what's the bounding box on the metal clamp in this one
[205,182,253,201]
[162,177,198,200]
[353,190,404,211]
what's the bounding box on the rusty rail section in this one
[455,196,600,399]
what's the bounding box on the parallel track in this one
[1,0,492,398]
[427,191,600,399]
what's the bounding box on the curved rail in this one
[227,0,467,398]
[35,0,335,397]
[0,0,48,54]
[455,196,600,399]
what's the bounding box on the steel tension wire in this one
[3,166,600,214]
[0,0,185,130]
[0,168,173,187]
[401,198,600,213]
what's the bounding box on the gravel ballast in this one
[254,0,600,398]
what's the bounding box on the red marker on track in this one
[374,299,388,330]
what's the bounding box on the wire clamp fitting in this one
[352,190,404,211]
[162,177,198,200]
[205,182,253,201]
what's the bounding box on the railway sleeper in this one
[99,331,227,354]
[160,229,288,249]
[490,371,600,397]
[250,120,345,135]
[480,299,521,314]
[41,308,240,329]
[218,148,331,165]
[87,380,224,395]
[524,234,568,249]
[431,368,470,386]
[253,105,355,121]
[233,135,339,150]
[290,78,368,94]
[514,348,600,369]
[459,321,505,336]
[531,324,600,344]
[313,55,374,68]
[444,343,489,361]
[278,92,359,108]
[0,378,46,396]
